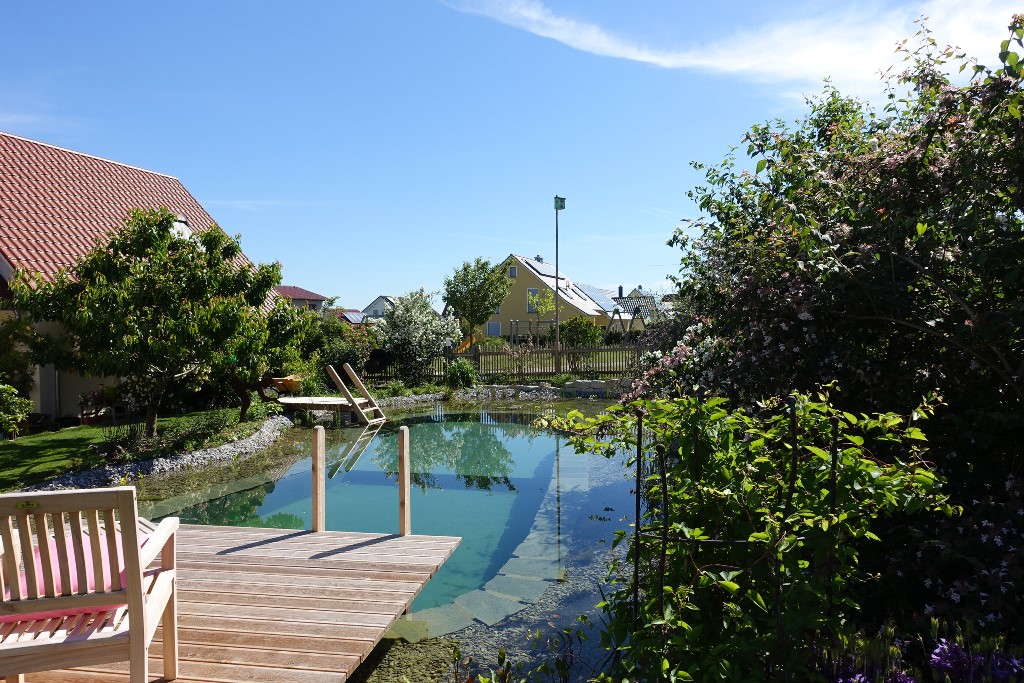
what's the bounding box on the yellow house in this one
[485,254,614,341]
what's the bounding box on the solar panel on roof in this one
[577,283,618,313]
[527,258,559,278]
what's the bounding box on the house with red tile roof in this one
[274,285,329,312]
[0,131,248,421]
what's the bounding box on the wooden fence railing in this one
[365,345,642,382]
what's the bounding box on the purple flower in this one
[930,638,984,681]
[887,674,916,683]
[837,675,870,683]
[989,650,1024,683]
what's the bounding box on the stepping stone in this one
[500,555,561,580]
[454,589,525,626]
[485,574,551,602]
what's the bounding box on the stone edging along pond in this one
[22,415,296,492]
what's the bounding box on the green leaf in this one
[805,445,830,458]
[904,427,927,440]
[748,590,769,613]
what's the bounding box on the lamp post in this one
[554,195,565,372]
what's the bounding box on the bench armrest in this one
[139,517,179,568]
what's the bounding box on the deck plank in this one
[26,524,460,682]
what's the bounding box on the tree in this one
[214,298,306,422]
[557,315,603,348]
[651,18,1024,424]
[379,289,460,386]
[0,384,33,437]
[12,208,296,436]
[637,18,1024,633]
[0,317,35,397]
[527,288,554,339]
[442,258,510,342]
[557,315,604,374]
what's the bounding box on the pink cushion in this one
[0,531,149,623]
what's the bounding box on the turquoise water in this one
[164,409,629,611]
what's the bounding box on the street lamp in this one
[554,195,565,370]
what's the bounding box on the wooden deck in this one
[26,524,461,682]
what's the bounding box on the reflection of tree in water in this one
[371,413,520,492]
[175,482,304,529]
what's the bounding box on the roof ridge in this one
[0,131,181,181]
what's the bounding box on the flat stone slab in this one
[455,589,525,626]
[485,574,551,602]
[509,535,559,560]
[396,603,476,639]
[501,555,561,580]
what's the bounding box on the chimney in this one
[618,285,624,298]
[535,255,544,263]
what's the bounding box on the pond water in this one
[148,407,632,631]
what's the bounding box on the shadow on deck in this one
[29,524,460,682]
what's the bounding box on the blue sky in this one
[2,1,1018,309]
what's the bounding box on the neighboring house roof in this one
[334,309,366,325]
[576,282,619,314]
[274,285,328,303]
[361,295,397,316]
[613,293,663,322]
[508,254,606,318]
[0,131,217,286]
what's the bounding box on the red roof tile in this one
[274,285,328,302]
[0,131,218,284]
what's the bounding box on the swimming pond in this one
[149,408,632,634]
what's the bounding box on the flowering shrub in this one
[378,289,460,386]
[638,18,1024,635]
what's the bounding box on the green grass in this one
[0,403,280,492]
[0,425,107,492]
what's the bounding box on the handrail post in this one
[398,426,411,535]
[312,425,325,532]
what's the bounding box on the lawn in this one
[0,405,277,492]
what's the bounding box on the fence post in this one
[398,425,411,535]
[312,425,325,532]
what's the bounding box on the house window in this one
[486,321,501,337]
[508,266,517,278]
[494,305,501,314]
[526,288,539,314]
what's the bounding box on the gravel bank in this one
[22,415,295,492]
[377,385,563,412]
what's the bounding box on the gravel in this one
[377,385,563,412]
[21,415,295,492]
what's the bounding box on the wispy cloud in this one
[443,0,1021,100]
[632,204,683,220]
[0,110,79,134]
[0,113,46,127]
